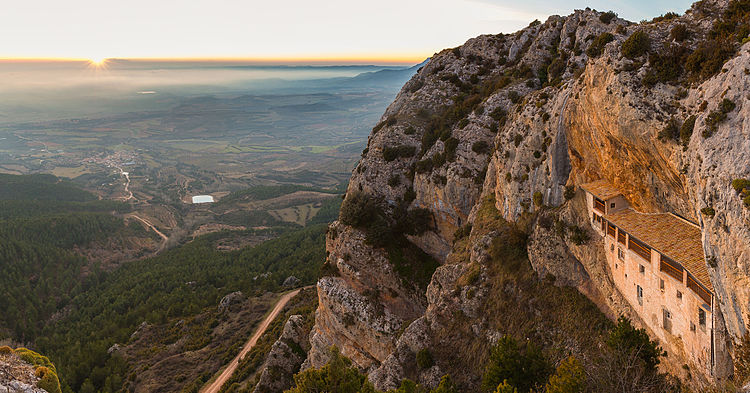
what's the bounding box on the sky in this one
[2,0,695,63]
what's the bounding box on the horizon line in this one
[0,54,429,65]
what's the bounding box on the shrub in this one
[599,11,617,24]
[453,224,472,242]
[701,207,715,217]
[339,191,377,227]
[287,346,375,393]
[399,208,433,235]
[490,107,508,125]
[545,356,586,393]
[719,98,736,113]
[0,346,12,354]
[569,225,589,245]
[482,336,552,393]
[586,32,614,57]
[416,348,434,369]
[744,195,750,209]
[495,380,518,393]
[658,118,679,141]
[533,191,543,207]
[383,145,417,161]
[38,371,62,393]
[621,30,650,59]
[685,39,735,80]
[508,91,521,104]
[472,141,491,154]
[458,118,470,129]
[444,137,460,161]
[642,45,689,86]
[732,179,750,194]
[404,126,416,135]
[432,375,460,393]
[607,316,663,372]
[564,185,576,200]
[388,175,401,187]
[703,110,727,138]
[670,24,689,42]
[680,115,696,146]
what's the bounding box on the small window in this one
[610,202,616,208]
[676,290,682,300]
[699,308,706,328]
[690,322,696,332]
[610,244,615,252]
[639,265,645,274]
[637,285,643,305]
[663,309,672,333]
[659,279,665,291]
[618,248,625,261]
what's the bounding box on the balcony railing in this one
[594,198,606,213]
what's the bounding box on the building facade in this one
[581,180,716,374]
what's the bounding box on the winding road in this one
[127,214,169,251]
[199,288,303,393]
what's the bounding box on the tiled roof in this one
[604,209,712,292]
[581,179,622,201]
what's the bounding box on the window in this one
[618,248,625,261]
[639,265,645,274]
[594,198,605,213]
[663,309,672,333]
[699,308,706,329]
[690,322,696,332]
[610,202,616,209]
[676,290,682,300]
[637,285,643,305]
[659,279,665,291]
[610,244,615,252]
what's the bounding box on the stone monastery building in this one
[581,180,716,374]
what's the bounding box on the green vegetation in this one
[481,335,551,392]
[287,347,377,393]
[383,145,418,161]
[6,347,63,393]
[533,191,543,207]
[472,141,491,154]
[416,349,435,369]
[37,224,327,393]
[217,184,340,206]
[670,24,689,42]
[703,99,736,138]
[734,331,750,385]
[599,11,617,24]
[731,179,750,209]
[563,186,576,201]
[0,175,136,342]
[680,115,696,146]
[621,31,650,59]
[701,206,716,217]
[586,33,614,57]
[545,356,585,393]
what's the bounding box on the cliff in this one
[305,0,750,390]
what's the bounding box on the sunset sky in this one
[3,0,694,63]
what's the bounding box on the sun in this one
[88,57,108,67]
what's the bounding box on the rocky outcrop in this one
[0,351,52,393]
[253,315,310,393]
[307,0,750,389]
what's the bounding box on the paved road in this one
[199,288,303,393]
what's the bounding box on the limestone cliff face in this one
[306,1,750,389]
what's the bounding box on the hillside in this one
[288,0,750,391]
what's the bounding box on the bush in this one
[607,316,663,372]
[472,141,491,154]
[685,39,735,80]
[453,224,472,242]
[388,175,401,187]
[416,348,434,369]
[658,118,679,141]
[569,225,589,245]
[533,191,543,207]
[339,191,377,227]
[670,24,689,41]
[545,356,585,393]
[586,32,614,57]
[399,208,434,235]
[287,346,375,393]
[404,126,416,135]
[383,145,417,161]
[599,11,617,24]
[732,179,750,194]
[482,335,551,393]
[432,375,459,393]
[621,30,650,59]
[415,158,434,174]
[701,207,715,217]
[564,185,576,200]
[0,345,12,354]
[703,100,735,137]
[494,380,518,393]
[680,115,696,146]
[507,91,521,104]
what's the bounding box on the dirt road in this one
[128,214,169,251]
[199,288,302,393]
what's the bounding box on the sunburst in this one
[88,57,109,68]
